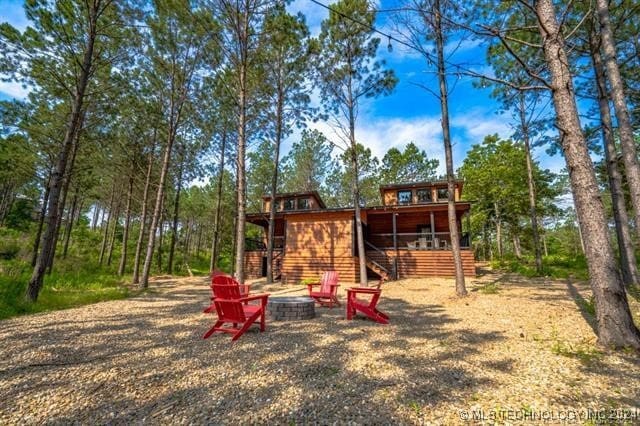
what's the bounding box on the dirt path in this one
[1,272,639,424]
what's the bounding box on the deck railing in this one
[245,236,285,251]
[367,232,470,250]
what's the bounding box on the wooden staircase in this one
[364,241,395,280]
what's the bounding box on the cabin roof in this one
[261,190,326,209]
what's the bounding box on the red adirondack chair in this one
[203,273,251,313]
[307,271,340,308]
[346,279,389,324]
[203,284,269,341]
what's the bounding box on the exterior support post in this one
[430,211,435,246]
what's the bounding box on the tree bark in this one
[132,137,156,284]
[62,185,80,258]
[518,94,543,273]
[596,0,640,234]
[106,197,121,266]
[26,0,100,301]
[32,170,52,267]
[266,79,285,284]
[536,0,640,349]
[99,184,116,265]
[494,203,503,259]
[589,25,639,286]
[118,170,134,276]
[168,153,184,275]
[210,130,227,273]
[434,0,466,296]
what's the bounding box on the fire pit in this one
[267,296,316,321]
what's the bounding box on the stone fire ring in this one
[267,296,316,321]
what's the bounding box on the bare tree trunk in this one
[26,2,96,300]
[590,24,639,287]
[168,154,184,275]
[106,197,122,266]
[494,203,503,258]
[118,172,134,276]
[266,84,284,284]
[210,130,227,273]
[536,0,640,349]
[99,184,116,265]
[233,7,250,283]
[91,203,100,231]
[512,232,522,259]
[596,0,640,233]
[62,185,80,258]
[132,138,155,284]
[518,94,543,273]
[32,170,52,267]
[434,0,465,295]
[47,124,82,274]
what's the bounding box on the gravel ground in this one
[1,268,639,425]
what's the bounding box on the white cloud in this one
[0,80,30,99]
[287,0,327,37]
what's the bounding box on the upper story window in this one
[397,190,412,205]
[416,188,432,203]
[437,188,449,201]
[297,197,310,210]
[283,198,295,210]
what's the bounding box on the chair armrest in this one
[347,287,381,294]
[240,293,270,303]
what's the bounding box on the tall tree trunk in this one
[434,0,465,296]
[536,0,640,349]
[141,100,183,287]
[106,197,122,266]
[512,232,522,259]
[590,24,639,287]
[210,130,227,273]
[91,203,100,231]
[266,83,285,284]
[234,8,249,283]
[118,172,135,276]
[47,123,82,274]
[26,5,98,300]
[99,184,116,266]
[518,94,543,274]
[596,0,640,233]
[168,155,184,275]
[62,185,80,258]
[132,138,155,284]
[494,203,503,259]
[32,170,52,267]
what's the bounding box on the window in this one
[397,190,412,204]
[416,188,432,203]
[437,188,449,201]
[283,198,295,210]
[297,197,310,210]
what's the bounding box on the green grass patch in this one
[491,254,589,280]
[478,282,500,294]
[0,260,132,320]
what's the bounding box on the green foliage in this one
[0,258,130,320]
[325,143,381,208]
[379,142,439,184]
[280,129,336,193]
[478,282,500,294]
[491,254,589,281]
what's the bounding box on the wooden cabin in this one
[245,182,475,284]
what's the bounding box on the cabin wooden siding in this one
[244,251,264,279]
[263,194,323,213]
[367,249,475,277]
[281,211,359,284]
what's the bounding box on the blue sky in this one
[0,0,568,176]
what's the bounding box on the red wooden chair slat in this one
[203,284,269,342]
[307,271,340,308]
[203,273,251,313]
[346,279,389,324]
